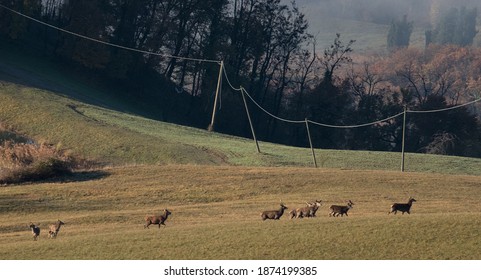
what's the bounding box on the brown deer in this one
[296,200,322,218]
[29,223,40,241]
[328,200,354,217]
[261,203,288,220]
[388,197,417,215]
[48,220,65,238]
[144,209,172,229]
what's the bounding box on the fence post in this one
[305,118,318,168]
[241,87,260,153]
[208,60,224,132]
[401,106,407,172]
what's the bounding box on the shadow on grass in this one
[41,169,111,184]
[0,170,111,186]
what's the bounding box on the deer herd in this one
[27,198,417,240]
[261,197,417,221]
[28,219,65,241]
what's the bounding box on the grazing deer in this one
[144,209,172,229]
[261,203,288,220]
[29,223,40,241]
[388,197,417,215]
[48,220,65,238]
[328,200,354,217]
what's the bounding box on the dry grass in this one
[2,35,481,261]
[1,165,480,260]
[0,137,97,184]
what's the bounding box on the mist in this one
[291,0,480,26]
[281,0,481,52]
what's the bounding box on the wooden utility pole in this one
[305,118,318,168]
[208,61,224,131]
[401,106,407,172]
[241,87,260,153]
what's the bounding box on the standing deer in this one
[48,220,65,238]
[29,223,40,241]
[261,203,288,220]
[328,200,354,217]
[388,197,417,215]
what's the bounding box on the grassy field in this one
[1,47,481,259]
[1,165,481,259]
[2,82,481,174]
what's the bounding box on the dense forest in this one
[1,0,481,157]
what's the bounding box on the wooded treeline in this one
[1,0,481,157]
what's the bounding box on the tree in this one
[319,33,355,85]
[57,0,111,70]
[0,0,41,40]
[387,15,413,51]
[300,34,356,149]
[407,95,481,156]
[427,7,478,46]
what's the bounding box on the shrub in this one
[0,158,72,184]
[0,128,96,184]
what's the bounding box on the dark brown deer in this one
[261,203,288,220]
[48,220,65,238]
[144,209,172,229]
[29,223,40,241]
[388,197,417,215]
[328,200,354,217]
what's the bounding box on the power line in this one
[226,71,481,128]
[407,97,481,114]
[221,64,242,92]
[240,87,305,124]
[3,3,481,130]
[308,112,405,128]
[0,3,221,64]
[231,82,406,127]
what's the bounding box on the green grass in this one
[2,82,481,175]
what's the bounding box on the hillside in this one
[2,70,481,175]
[2,36,481,262]
[1,38,481,173]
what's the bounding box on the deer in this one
[29,223,40,241]
[388,197,417,215]
[328,200,354,217]
[144,209,172,229]
[296,200,322,218]
[288,208,298,219]
[48,220,65,238]
[261,202,288,220]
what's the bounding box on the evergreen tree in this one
[427,7,478,46]
[387,15,413,51]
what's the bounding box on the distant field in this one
[305,16,481,53]
[1,165,480,259]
